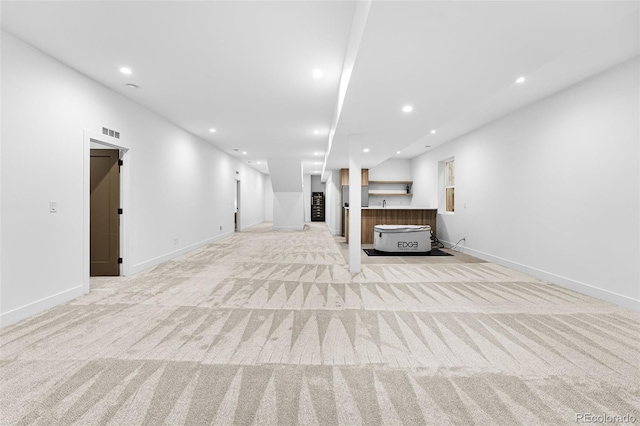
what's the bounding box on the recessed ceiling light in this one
[242,151,247,155]
[516,76,526,84]
[314,162,320,165]
[257,161,261,164]
[120,67,132,75]
[125,84,138,90]
[313,130,320,135]
[314,152,322,156]
[396,151,401,154]
[312,69,323,79]
[363,148,370,153]
[402,105,413,113]
[430,129,436,134]
[209,128,216,133]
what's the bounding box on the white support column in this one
[348,135,362,273]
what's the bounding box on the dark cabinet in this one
[311,192,325,222]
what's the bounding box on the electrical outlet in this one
[173,238,179,245]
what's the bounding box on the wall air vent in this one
[102,127,121,139]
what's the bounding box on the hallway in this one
[1,223,638,424]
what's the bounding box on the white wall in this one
[264,173,309,224]
[368,158,412,207]
[324,170,342,235]
[267,157,303,192]
[239,168,265,230]
[1,32,266,326]
[411,57,639,309]
[368,158,411,181]
[273,193,305,231]
[311,175,325,193]
[267,157,305,230]
[411,157,439,209]
[264,176,274,222]
[303,174,311,222]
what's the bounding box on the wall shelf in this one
[368,180,413,184]
[368,180,413,197]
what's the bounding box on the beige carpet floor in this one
[1,222,639,425]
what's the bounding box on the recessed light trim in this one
[430,129,436,134]
[516,76,526,84]
[312,69,323,79]
[209,128,216,133]
[313,130,320,135]
[242,151,247,155]
[120,67,132,75]
[363,148,370,153]
[396,151,401,154]
[402,105,413,113]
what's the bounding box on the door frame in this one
[83,130,131,294]
[235,179,241,231]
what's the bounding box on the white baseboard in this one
[238,220,265,231]
[272,225,305,231]
[130,231,234,275]
[0,285,85,328]
[442,241,640,311]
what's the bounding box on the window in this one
[445,159,455,212]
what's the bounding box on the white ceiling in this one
[2,1,638,178]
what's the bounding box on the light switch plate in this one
[49,201,57,213]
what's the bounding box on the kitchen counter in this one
[345,206,432,210]
[345,207,437,244]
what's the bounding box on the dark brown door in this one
[90,149,120,276]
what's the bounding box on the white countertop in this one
[345,206,436,210]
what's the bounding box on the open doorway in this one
[235,179,241,231]
[90,149,120,276]
[83,130,130,294]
